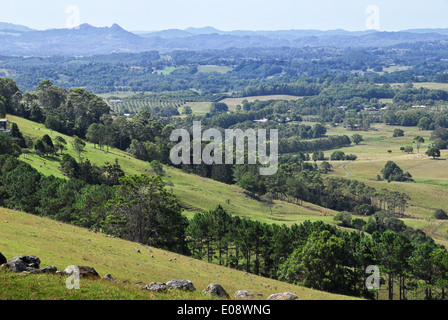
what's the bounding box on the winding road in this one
[342,162,352,177]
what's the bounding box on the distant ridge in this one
[1,22,448,56]
[0,22,34,32]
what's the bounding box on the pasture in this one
[0,207,354,300]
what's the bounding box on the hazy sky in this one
[2,0,448,31]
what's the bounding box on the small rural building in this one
[0,119,10,133]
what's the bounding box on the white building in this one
[0,119,10,133]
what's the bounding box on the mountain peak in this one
[78,23,95,30]
[110,23,125,31]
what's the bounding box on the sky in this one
[1,0,448,32]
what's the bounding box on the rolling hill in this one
[0,114,363,301]
[6,114,340,226]
[0,207,355,300]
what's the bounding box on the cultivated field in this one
[183,95,303,115]
[315,122,448,245]
[220,95,303,110]
[197,65,233,74]
[388,82,448,91]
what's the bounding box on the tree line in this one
[187,205,447,300]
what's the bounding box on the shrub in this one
[353,203,374,216]
[351,218,367,230]
[380,161,414,182]
[330,150,346,161]
[334,211,352,227]
[345,154,358,161]
[404,145,413,153]
[434,209,448,220]
[433,138,447,150]
[393,129,404,137]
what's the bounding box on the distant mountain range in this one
[137,27,378,39]
[1,22,448,56]
[0,22,34,32]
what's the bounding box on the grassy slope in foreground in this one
[0,207,356,300]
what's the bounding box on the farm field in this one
[99,94,303,116]
[410,82,448,91]
[182,101,212,115]
[389,82,448,91]
[382,65,412,73]
[197,65,233,74]
[183,95,303,115]
[220,95,303,110]
[97,91,152,100]
[316,122,448,245]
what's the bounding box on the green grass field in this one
[0,207,355,300]
[410,82,448,91]
[181,101,213,115]
[382,66,411,73]
[97,91,152,100]
[313,122,448,245]
[181,95,303,115]
[389,82,448,91]
[157,66,177,75]
[220,95,303,111]
[197,65,233,74]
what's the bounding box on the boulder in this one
[144,282,167,292]
[4,259,27,273]
[38,266,58,274]
[234,290,255,300]
[8,255,41,269]
[62,265,100,279]
[267,292,299,300]
[24,267,39,274]
[102,274,117,281]
[166,279,196,291]
[204,283,230,299]
[0,252,6,265]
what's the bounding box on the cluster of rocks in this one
[144,280,299,300]
[0,254,101,278]
[0,252,299,300]
[144,279,197,293]
[0,254,56,274]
